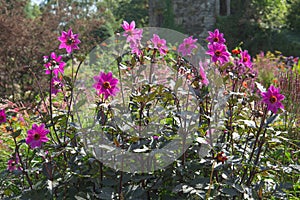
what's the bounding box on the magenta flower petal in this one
[122,20,135,31]
[199,62,209,86]
[0,109,7,124]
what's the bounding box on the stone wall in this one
[149,0,230,43]
[172,0,217,39]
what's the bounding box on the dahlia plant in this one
[0,22,298,200]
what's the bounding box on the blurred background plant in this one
[216,0,300,56]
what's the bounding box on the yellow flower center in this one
[51,60,57,67]
[185,43,190,49]
[34,133,40,140]
[103,81,111,89]
[270,95,277,103]
[67,37,75,45]
[215,50,221,56]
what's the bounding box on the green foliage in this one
[216,0,300,56]
[287,0,300,31]
[25,0,41,18]
[112,0,149,27]
[251,0,289,29]
[1,21,300,199]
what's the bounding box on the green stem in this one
[244,107,268,185]
[13,137,33,189]
[49,72,61,144]
[63,57,84,144]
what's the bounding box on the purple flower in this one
[0,109,6,124]
[206,43,230,65]
[7,156,21,172]
[199,62,209,86]
[152,135,159,140]
[178,36,198,56]
[151,34,168,56]
[26,124,50,149]
[51,77,64,95]
[239,50,252,68]
[44,52,66,77]
[129,40,142,56]
[206,29,226,44]
[93,71,119,100]
[58,28,81,54]
[121,21,143,42]
[261,85,285,113]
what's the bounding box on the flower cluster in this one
[43,28,81,95]
[206,29,230,65]
[4,29,79,172]
[122,21,143,56]
[122,21,169,57]
[2,19,292,199]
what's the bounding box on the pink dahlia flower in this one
[206,29,226,44]
[44,52,65,77]
[261,85,285,113]
[178,36,198,56]
[206,43,230,65]
[7,156,22,172]
[129,40,142,56]
[151,34,168,56]
[58,28,81,54]
[26,124,50,148]
[239,50,252,68]
[121,21,143,42]
[93,71,119,100]
[51,77,64,95]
